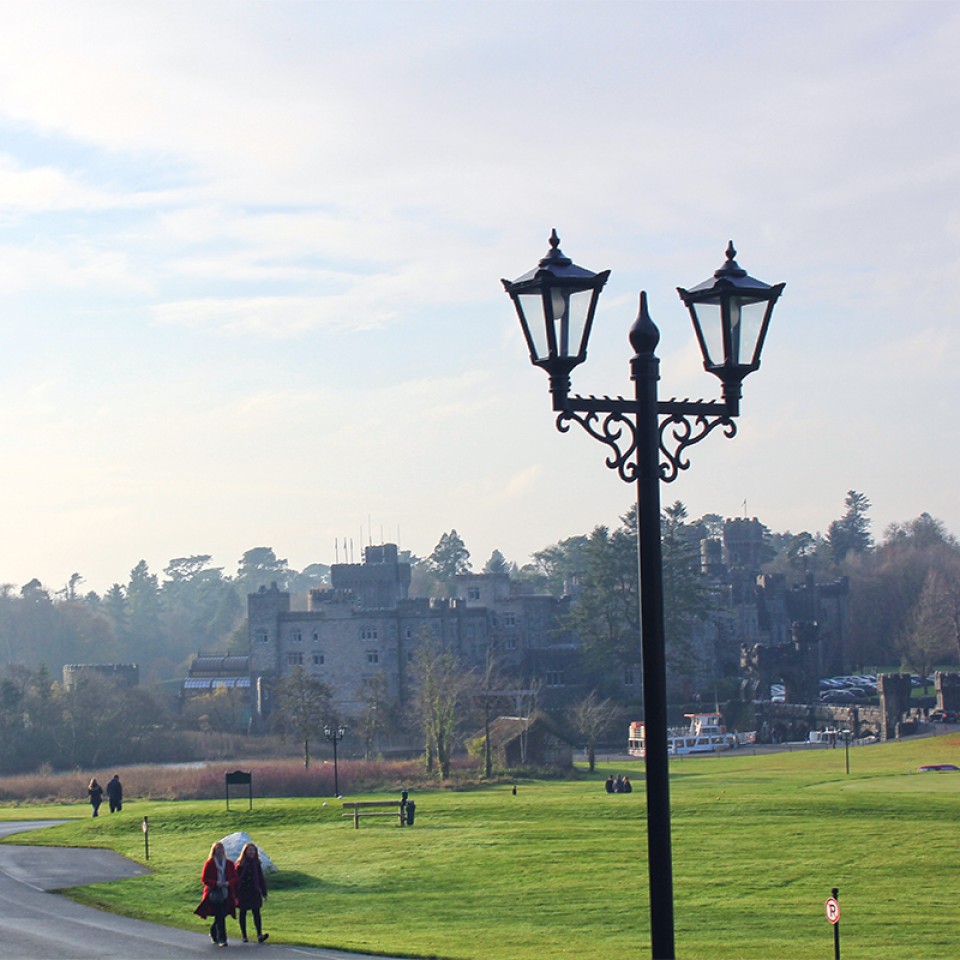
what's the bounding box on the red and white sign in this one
[825,897,840,925]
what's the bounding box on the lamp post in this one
[502,231,783,960]
[842,729,851,775]
[323,723,346,798]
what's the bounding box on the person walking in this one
[87,778,104,817]
[235,842,269,944]
[194,841,237,947]
[105,774,123,813]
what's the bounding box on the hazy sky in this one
[0,1,958,594]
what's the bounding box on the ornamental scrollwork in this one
[556,402,736,485]
[658,413,736,483]
[556,409,640,484]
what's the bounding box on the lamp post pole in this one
[324,724,346,798]
[631,299,674,957]
[503,234,783,960]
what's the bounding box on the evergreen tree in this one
[827,490,873,563]
[427,530,472,585]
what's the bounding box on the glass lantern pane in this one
[517,291,550,361]
[695,302,724,368]
[736,299,768,366]
[565,288,593,359]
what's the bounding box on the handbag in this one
[208,886,227,904]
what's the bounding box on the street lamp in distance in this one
[323,723,347,798]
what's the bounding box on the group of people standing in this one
[604,774,632,793]
[86,774,123,817]
[195,840,270,947]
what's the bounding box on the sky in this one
[0,0,959,595]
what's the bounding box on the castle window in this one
[624,666,635,686]
[291,630,303,643]
[255,630,268,644]
[467,587,481,600]
[313,652,325,666]
[504,613,517,627]
[287,652,304,666]
[360,626,379,641]
[505,635,518,651]
[312,632,320,642]
[545,670,565,686]
[367,650,380,664]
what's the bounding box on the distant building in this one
[242,543,577,719]
[62,663,139,690]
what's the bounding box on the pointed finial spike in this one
[629,290,660,355]
[726,240,737,261]
[549,228,561,249]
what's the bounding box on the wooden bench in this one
[342,800,406,829]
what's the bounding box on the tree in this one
[567,691,620,772]
[482,550,510,575]
[563,520,639,672]
[236,547,291,592]
[410,635,474,779]
[354,673,393,760]
[659,502,714,694]
[827,490,873,564]
[126,561,164,664]
[274,667,332,768]
[519,535,590,596]
[427,530,472,586]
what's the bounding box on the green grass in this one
[5,734,960,959]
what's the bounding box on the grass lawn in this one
[4,733,960,959]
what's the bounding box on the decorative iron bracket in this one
[557,396,735,485]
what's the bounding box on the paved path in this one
[0,821,406,960]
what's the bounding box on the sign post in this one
[142,816,149,861]
[825,888,841,960]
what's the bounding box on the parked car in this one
[819,689,857,703]
[928,710,957,723]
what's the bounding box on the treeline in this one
[0,548,330,684]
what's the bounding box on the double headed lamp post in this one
[323,723,346,798]
[502,231,783,960]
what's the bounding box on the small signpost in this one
[142,816,149,861]
[225,770,253,811]
[825,887,841,960]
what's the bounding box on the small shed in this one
[484,713,574,769]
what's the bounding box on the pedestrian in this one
[235,842,269,944]
[194,840,237,948]
[105,774,123,813]
[87,778,104,817]
[622,775,633,793]
[604,775,614,793]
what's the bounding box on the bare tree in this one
[355,672,393,760]
[568,691,620,772]
[274,666,332,768]
[410,635,475,779]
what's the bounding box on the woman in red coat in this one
[235,842,269,943]
[194,841,238,947]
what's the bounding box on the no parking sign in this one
[825,896,840,924]
[825,889,841,960]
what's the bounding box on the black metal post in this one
[332,735,340,797]
[631,306,675,960]
[832,887,841,960]
[325,724,345,797]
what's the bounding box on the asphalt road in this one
[0,821,404,960]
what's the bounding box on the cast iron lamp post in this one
[502,231,784,960]
[323,723,346,798]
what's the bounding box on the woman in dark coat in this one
[194,841,238,947]
[87,778,104,817]
[235,842,269,943]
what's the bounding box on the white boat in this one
[628,713,755,758]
